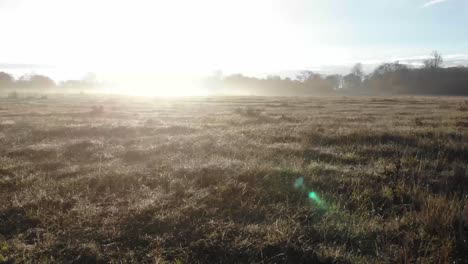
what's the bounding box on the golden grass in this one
[0,94,467,263]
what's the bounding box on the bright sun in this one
[8,0,279,69]
[100,73,210,97]
[1,0,342,95]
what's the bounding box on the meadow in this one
[0,94,467,263]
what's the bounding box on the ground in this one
[0,94,467,263]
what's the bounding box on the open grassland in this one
[0,95,467,263]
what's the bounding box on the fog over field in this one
[1,0,468,263]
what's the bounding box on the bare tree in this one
[296,71,315,82]
[424,51,443,69]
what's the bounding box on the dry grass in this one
[0,94,467,263]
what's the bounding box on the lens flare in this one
[294,177,326,208]
[308,192,321,203]
[294,177,304,189]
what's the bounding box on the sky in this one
[0,0,467,79]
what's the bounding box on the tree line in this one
[2,52,467,95]
[0,72,98,90]
[209,51,468,96]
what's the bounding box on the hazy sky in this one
[1,0,467,75]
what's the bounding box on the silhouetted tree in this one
[296,71,315,82]
[366,62,410,94]
[0,72,14,88]
[342,64,364,92]
[60,73,100,89]
[325,74,343,90]
[296,71,334,94]
[351,63,364,80]
[423,51,443,69]
[343,74,361,91]
[16,74,55,89]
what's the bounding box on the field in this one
[0,94,467,263]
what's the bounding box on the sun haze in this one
[2,1,467,81]
[1,1,468,263]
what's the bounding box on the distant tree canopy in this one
[15,74,56,89]
[60,73,99,89]
[219,52,468,96]
[364,62,411,94]
[222,71,336,96]
[359,52,468,95]
[0,72,14,88]
[1,51,467,95]
[0,72,99,90]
